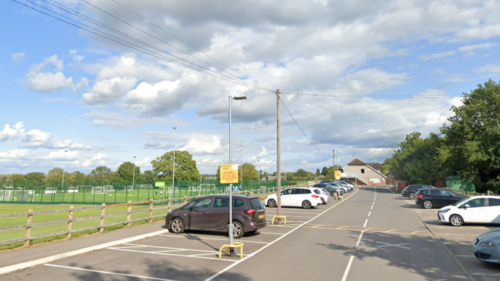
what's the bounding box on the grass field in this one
[0,202,164,252]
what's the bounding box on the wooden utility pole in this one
[277,89,282,218]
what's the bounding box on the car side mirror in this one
[464,204,470,209]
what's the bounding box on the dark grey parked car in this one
[165,194,267,238]
[400,184,435,200]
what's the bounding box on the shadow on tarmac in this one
[66,258,252,281]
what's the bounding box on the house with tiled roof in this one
[342,158,387,186]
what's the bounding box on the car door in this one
[208,197,229,230]
[289,188,303,206]
[486,198,500,223]
[280,189,293,206]
[458,198,488,223]
[189,197,213,230]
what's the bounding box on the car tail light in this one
[312,195,319,198]
[417,195,423,199]
[245,209,256,214]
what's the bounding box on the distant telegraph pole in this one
[277,89,282,220]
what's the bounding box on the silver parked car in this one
[473,228,500,264]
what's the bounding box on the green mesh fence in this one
[0,180,289,204]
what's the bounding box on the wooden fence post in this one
[100,203,105,233]
[184,196,187,205]
[168,197,171,213]
[66,206,73,240]
[127,200,132,227]
[149,199,153,223]
[25,209,33,247]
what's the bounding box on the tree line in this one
[1,147,345,184]
[385,80,500,193]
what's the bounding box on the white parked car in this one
[312,187,330,205]
[437,196,500,227]
[265,187,322,209]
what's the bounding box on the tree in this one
[295,169,309,180]
[45,168,70,184]
[381,158,395,175]
[142,170,156,182]
[151,151,199,181]
[321,167,328,176]
[117,162,141,181]
[391,132,443,185]
[440,80,500,192]
[87,166,113,182]
[316,169,321,176]
[70,171,86,182]
[239,163,259,181]
[25,172,45,182]
[10,174,26,182]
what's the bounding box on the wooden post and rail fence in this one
[0,187,280,248]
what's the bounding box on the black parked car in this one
[400,184,435,200]
[415,189,467,209]
[165,194,266,238]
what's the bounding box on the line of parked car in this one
[400,184,500,265]
[164,182,356,240]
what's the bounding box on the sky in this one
[1,0,500,176]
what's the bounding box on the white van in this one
[437,196,500,226]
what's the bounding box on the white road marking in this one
[120,244,216,253]
[45,264,178,281]
[454,255,475,258]
[363,219,368,228]
[158,235,270,244]
[108,248,234,262]
[204,187,361,281]
[356,231,364,246]
[376,241,411,250]
[368,211,371,217]
[257,232,286,235]
[341,256,355,281]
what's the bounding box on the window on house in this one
[361,169,365,174]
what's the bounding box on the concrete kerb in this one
[0,229,169,276]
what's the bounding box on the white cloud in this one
[81,77,137,105]
[82,153,108,167]
[69,49,78,55]
[474,64,500,73]
[0,122,93,150]
[179,135,225,155]
[11,52,25,61]
[25,55,74,92]
[457,42,497,52]
[73,55,85,62]
[419,50,458,61]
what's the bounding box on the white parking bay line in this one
[45,264,177,281]
[341,256,355,281]
[257,232,285,235]
[159,235,270,244]
[108,248,234,262]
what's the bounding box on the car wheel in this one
[233,221,244,238]
[321,198,327,205]
[409,193,416,200]
[267,199,277,207]
[170,217,184,233]
[302,200,312,209]
[449,215,463,227]
[423,200,433,209]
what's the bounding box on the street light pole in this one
[132,156,136,190]
[228,95,246,257]
[61,149,68,193]
[172,127,177,195]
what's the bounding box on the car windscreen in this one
[313,189,321,194]
[182,201,196,210]
[248,198,264,210]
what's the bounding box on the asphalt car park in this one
[402,197,500,281]
[0,190,356,281]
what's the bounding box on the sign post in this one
[220,164,239,255]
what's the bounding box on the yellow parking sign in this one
[220,164,239,184]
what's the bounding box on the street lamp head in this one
[233,96,247,100]
[172,126,177,130]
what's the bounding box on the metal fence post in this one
[127,200,132,227]
[67,206,73,240]
[100,203,106,233]
[149,199,153,223]
[25,209,33,247]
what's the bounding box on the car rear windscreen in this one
[248,198,264,210]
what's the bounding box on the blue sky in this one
[2,0,500,176]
